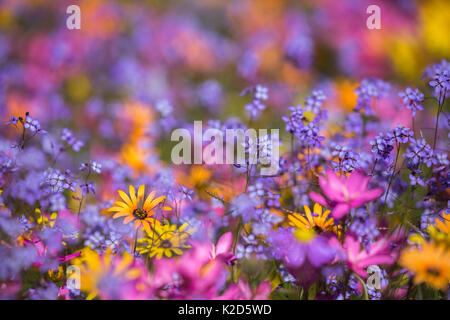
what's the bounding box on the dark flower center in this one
[426,267,441,277]
[313,226,323,233]
[160,240,172,248]
[133,208,148,220]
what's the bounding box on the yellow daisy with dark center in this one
[288,203,338,235]
[137,222,194,258]
[400,241,450,290]
[107,185,171,233]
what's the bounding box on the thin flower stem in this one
[133,228,139,259]
[370,158,378,176]
[432,90,446,152]
[291,134,297,186]
[384,143,401,205]
[353,273,369,300]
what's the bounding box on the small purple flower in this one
[409,174,426,187]
[242,85,269,119]
[180,185,194,201]
[399,88,424,117]
[24,114,45,133]
[61,128,83,152]
[91,161,102,174]
[389,124,415,144]
[355,78,390,115]
[429,71,449,103]
[404,138,436,167]
[331,145,360,173]
[370,133,394,160]
[245,99,266,119]
[304,90,326,113]
[6,115,19,126]
[80,182,96,197]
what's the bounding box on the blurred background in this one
[0,0,448,172]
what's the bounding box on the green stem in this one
[384,143,401,205]
[432,90,445,152]
[133,228,139,259]
[353,273,369,300]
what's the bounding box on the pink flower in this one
[329,235,397,278]
[209,232,237,265]
[151,243,229,299]
[309,169,383,219]
[219,280,271,300]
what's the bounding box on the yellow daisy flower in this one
[409,210,450,246]
[435,210,450,234]
[399,241,450,290]
[137,222,194,259]
[73,247,143,300]
[288,203,338,234]
[107,185,171,233]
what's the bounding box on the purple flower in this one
[404,138,436,167]
[24,114,46,134]
[231,194,258,223]
[6,115,19,126]
[80,182,96,197]
[304,90,326,113]
[331,145,360,173]
[409,174,426,187]
[370,133,394,160]
[429,71,449,103]
[180,185,194,201]
[399,88,424,117]
[355,78,390,115]
[242,85,269,119]
[61,128,84,152]
[389,124,415,144]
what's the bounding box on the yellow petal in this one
[129,185,137,205]
[137,185,145,204]
[147,196,166,210]
[107,206,128,213]
[143,191,156,210]
[113,212,129,219]
[123,216,135,224]
[304,205,313,225]
[118,190,134,208]
[313,203,322,216]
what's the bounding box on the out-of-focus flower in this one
[209,231,236,265]
[180,185,194,201]
[399,241,450,290]
[61,128,83,152]
[404,138,436,167]
[107,185,171,232]
[288,203,338,235]
[399,88,424,117]
[137,222,194,258]
[219,280,271,300]
[330,235,397,278]
[150,243,228,299]
[309,169,384,219]
[73,247,150,300]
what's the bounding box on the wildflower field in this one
[0,0,449,300]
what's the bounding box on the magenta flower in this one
[329,235,397,277]
[219,280,271,300]
[209,231,237,265]
[309,169,383,219]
